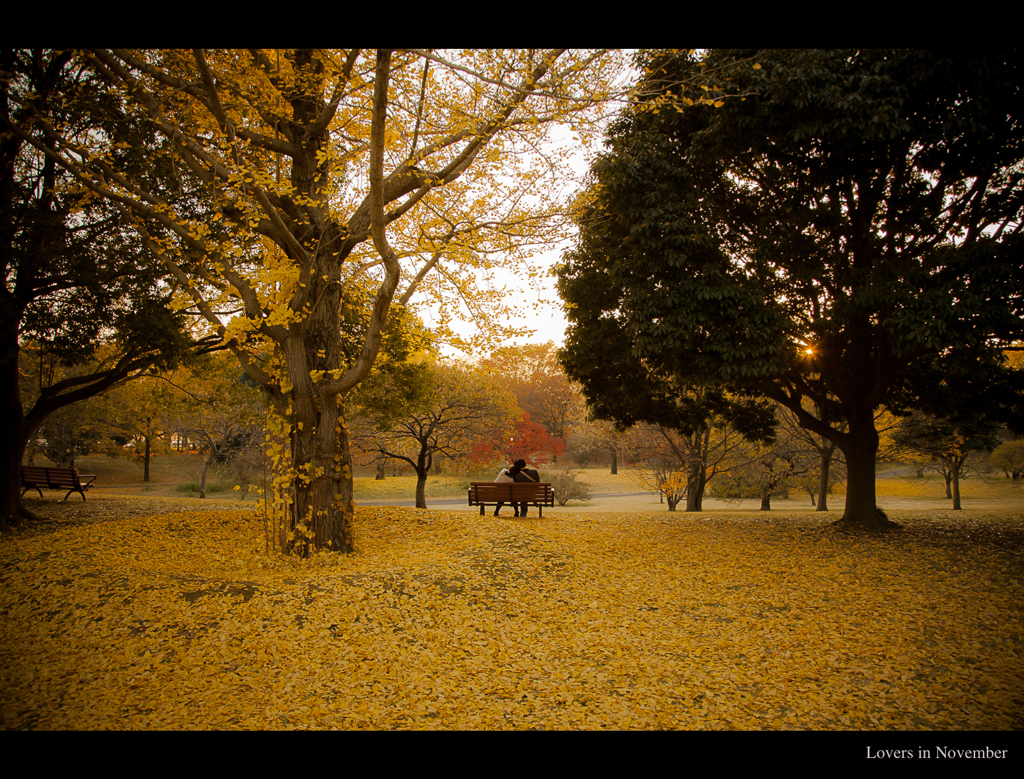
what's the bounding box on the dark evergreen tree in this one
[892,412,1001,509]
[1,50,222,528]
[557,49,1024,529]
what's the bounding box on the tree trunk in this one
[275,218,363,556]
[816,448,832,511]
[415,469,428,509]
[286,397,356,556]
[199,453,212,499]
[0,329,39,529]
[761,492,772,511]
[143,425,152,483]
[950,457,963,510]
[684,459,705,511]
[0,411,35,530]
[835,410,896,529]
[376,460,386,480]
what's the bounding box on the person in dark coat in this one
[510,458,540,517]
[493,458,539,517]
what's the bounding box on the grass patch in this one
[176,481,232,496]
[353,474,485,502]
[875,470,1024,501]
[26,454,1024,513]
[27,454,253,502]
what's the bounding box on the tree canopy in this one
[557,49,1024,528]
[353,359,519,508]
[0,49,222,528]
[892,411,1001,510]
[7,49,627,551]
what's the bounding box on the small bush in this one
[176,481,230,496]
[549,470,593,506]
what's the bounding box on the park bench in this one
[468,482,555,518]
[20,466,97,502]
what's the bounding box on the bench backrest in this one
[469,482,553,502]
[21,466,82,487]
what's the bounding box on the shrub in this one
[177,480,230,496]
[991,440,1024,478]
[549,470,593,506]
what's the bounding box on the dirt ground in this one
[564,492,1024,515]
[358,489,1024,517]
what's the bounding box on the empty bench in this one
[468,482,555,518]
[20,466,97,502]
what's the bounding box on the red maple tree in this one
[470,412,565,467]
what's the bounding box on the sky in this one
[505,255,572,347]
[413,125,606,357]
[407,56,641,359]
[404,53,644,360]
[414,242,572,357]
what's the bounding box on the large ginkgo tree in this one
[8,48,628,553]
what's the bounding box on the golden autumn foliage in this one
[2,498,1022,730]
[8,49,640,553]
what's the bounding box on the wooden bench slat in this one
[20,466,96,502]
[468,482,555,518]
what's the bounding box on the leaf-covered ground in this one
[2,500,1022,730]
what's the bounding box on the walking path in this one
[357,491,654,509]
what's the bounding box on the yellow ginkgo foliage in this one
[21,49,638,555]
[1,500,1021,731]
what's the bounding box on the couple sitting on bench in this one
[493,458,539,517]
